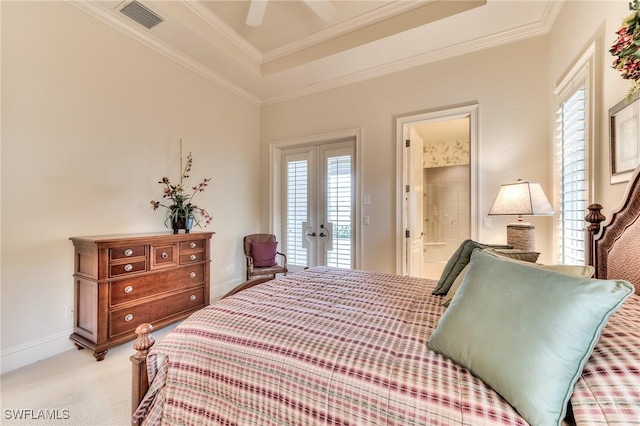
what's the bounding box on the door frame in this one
[269,128,363,269]
[395,104,479,275]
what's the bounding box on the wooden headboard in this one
[586,166,640,295]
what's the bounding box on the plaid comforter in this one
[133,267,640,426]
[571,295,640,425]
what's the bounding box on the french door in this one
[282,141,355,269]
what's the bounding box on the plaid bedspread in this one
[570,294,640,425]
[133,267,640,426]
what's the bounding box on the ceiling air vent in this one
[118,1,164,30]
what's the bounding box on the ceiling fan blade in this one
[246,0,268,27]
[302,0,337,22]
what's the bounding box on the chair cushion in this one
[428,250,633,426]
[251,241,278,267]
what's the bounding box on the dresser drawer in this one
[180,239,205,251]
[151,243,178,269]
[109,260,147,277]
[180,251,205,264]
[110,264,205,307]
[109,286,205,337]
[109,245,146,261]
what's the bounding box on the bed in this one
[130,168,640,426]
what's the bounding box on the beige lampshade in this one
[488,180,554,217]
[488,180,554,251]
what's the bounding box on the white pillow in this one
[441,249,594,307]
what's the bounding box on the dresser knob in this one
[189,272,196,278]
[124,264,133,272]
[124,249,133,257]
[190,254,196,261]
[124,314,134,322]
[189,242,196,249]
[189,295,196,302]
[124,286,133,294]
[161,252,168,259]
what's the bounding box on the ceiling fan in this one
[246,0,337,27]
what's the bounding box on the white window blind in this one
[554,43,595,266]
[556,86,587,265]
[286,159,308,266]
[326,154,353,268]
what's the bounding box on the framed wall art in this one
[610,93,640,184]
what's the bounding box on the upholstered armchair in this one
[243,234,287,280]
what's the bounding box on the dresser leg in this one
[73,343,84,350]
[93,349,108,361]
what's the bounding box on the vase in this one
[171,215,194,234]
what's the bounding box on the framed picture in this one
[610,93,640,184]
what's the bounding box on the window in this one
[554,43,596,265]
[325,154,353,268]
[557,86,587,264]
[285,157,309,266]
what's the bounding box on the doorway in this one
[396,105,478,277]
[270,130,362,271]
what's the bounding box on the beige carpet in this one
[1,324,177,425]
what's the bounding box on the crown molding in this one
[262,0,431,62]
[261,3,562,106]
[182,0,431,65]
[67,0,261,105]
[180,0,264,63]
[540,0,564,32]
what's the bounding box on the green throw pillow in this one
[427,251,633,426]
[432,239,511,295]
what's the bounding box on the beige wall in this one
[548,1,633,214]
[1,1,261,372]
[262,36,553,272]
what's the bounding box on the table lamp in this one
[488,179,554,251]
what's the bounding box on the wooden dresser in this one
[69,232,213,360]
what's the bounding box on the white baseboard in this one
[1,329,75,375]
[1,278,245,375]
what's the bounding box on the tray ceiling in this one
[71,0,563,105]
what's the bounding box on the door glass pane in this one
[326,154,352,268]
[286,159,308,266]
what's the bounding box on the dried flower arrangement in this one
[150,140,212,233]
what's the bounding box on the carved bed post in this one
[585,204,605,271]
[131,323,155,426]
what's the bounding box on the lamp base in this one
[507,222,535,251]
